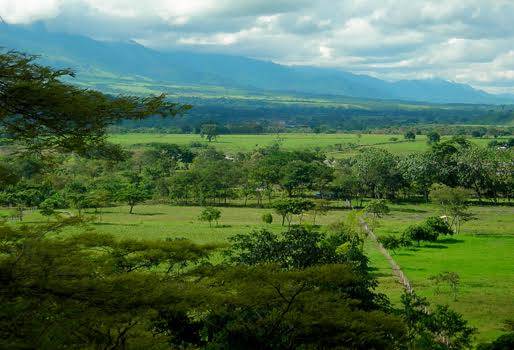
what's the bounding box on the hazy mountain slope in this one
[1,23,512,104]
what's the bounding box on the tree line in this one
[1,136,512,217]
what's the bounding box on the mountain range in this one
[1,23,513,105]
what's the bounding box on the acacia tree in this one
[0,50,190,157]
[118,184,151,214]
[273,198,315,227]
[200,124,219,142]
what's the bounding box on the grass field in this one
[370,203,514,343]
[4,200,512,343]
[108,132,501,157]
[2,204,350,244]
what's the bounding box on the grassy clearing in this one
[7,204,349,244]
[369,203,514,343]
[108,132,500,157]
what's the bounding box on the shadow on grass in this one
[438,238,465,244]
[215,224,233,228]
[423,244,449,249]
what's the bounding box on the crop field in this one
[109,132,500,157]
[5,201,512,343]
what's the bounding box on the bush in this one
[261,213,273,224]
[424,216,454,235]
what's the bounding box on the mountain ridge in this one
[1,23,513,105]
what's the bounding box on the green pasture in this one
[109,132,499,157]
[3,204,349,244]
[370,203,514,343]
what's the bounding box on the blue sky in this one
[2,0,514,93]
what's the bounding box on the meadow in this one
[371,203,514,343]
[109,132,500,157]
[5,200,513,343]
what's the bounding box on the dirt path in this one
[359,218,413,293]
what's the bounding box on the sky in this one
[1,0,514,94]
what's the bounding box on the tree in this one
[427,131,441,144]
[379,235,405,254]
[404,130,416,141]
[399,152,436,202]
[261,212,273,225]
[430,271,461,301]
[226,224,370,276]
[0,218,218,349]
[117,184,151,214]
[312,198,330,224]
[0,51,190,157]
[430,184,474,233]
[198,207,222,227]
[365,199,390,219]
[403,224,439,246]
[38,193,66,217]
[401,292,476,349]
[353,148,403,199]
[273,198,315,227]
[200,124,219,142]
[63,182,89,216]
[477,333,514,350]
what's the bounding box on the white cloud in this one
[0,0,62,23]
[2,0,514,92]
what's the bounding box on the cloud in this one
[1,0,514,93]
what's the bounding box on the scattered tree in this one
[404,130,416,141]
[117,184,151,214]
[200,124,219,142]
[199,207,222,227]
[427,131,441,144]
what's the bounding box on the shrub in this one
[261,213,273,224]
[424,216,453,235]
